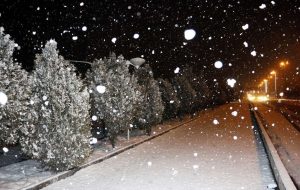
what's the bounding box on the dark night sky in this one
[1,0,300,87]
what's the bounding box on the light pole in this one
[270,71,277,97]
[263,79,268,94]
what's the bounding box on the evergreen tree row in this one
[0,28,233,171]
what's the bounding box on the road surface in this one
[43,103,276,190]
[267,99,300,131]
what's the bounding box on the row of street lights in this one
[258,61,289,97]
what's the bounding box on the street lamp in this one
[270,70,277,97]
[279,60,289,68]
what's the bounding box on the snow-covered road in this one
[43,103,276,190]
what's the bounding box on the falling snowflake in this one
[193,152,198,157]
[231,111,238,116]
[213,119,219,125]
[80,2,84,6]
[184,29,196,40]
[147,161,152,167]
[2,147,9,153]
[32,31,36,35]
[42,95,47,101]
[111,37,117,43]
[192,165,199,170]
[0,92,8,106]
[133,33,140,39]
[172,168,178,176]
[242,24,249,30]
[251,50,257,56]
[243,41,248,47]
[169,100,174,104]
[72,36,78,41]
[96,85,106,94]
[259,4,266,9]
[89,137,97,144]
[227,78,236,88]
[92,115,97,121]
[174,67,180,73]
[233,136,238,140]
[279,92,284,97]
[82,26,87,31]
[267,184,277,189]
[214,61,223,69]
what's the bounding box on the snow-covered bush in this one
[209,81,228,106]
[19,40,91,171]
[181,68,212,110]
[87,55,143,147]
[133,64,164,135]
[157,78,180,119]
[172,74,196,117]
[0,27,31,146]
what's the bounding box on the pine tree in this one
[133,64,164,135]
[19,40,91,171]
[0,27,31,146]
[87,55,143,148]
[157,78,180,119]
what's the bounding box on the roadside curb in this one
[22,116,199,190]
[251,105,297,190]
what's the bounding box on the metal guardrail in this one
[251,106,297,190]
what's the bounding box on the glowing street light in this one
[270,70,277,97]
[279,60,289,68]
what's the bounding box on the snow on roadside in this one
[0,114,195,190]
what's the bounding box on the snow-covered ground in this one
[43,103,276,190]
[254,103,300,188]
[0,114,195,190]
